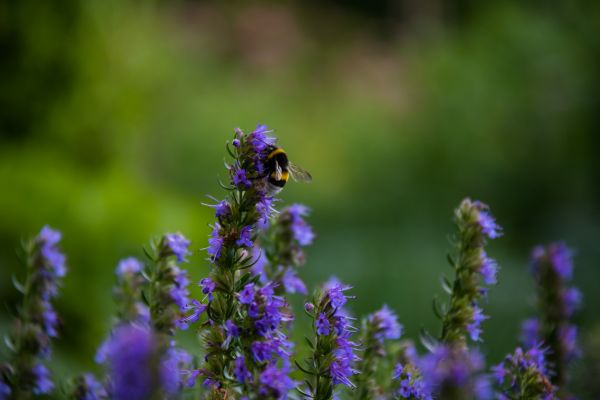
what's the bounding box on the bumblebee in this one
[264,146,312,193]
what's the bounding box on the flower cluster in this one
[300,279,359,399]
[521,242,581,391]
[493,346,556,400]
[355,305,403,399]
[439,199,501,345]
[69,373,107,400]
[0,226,67,397]
[0,125,589,400]
[418,345,491,399]
[113,257,149,324]
[186,125,295,396]
[102,325,183,400]
[232,282,296,398]
[149,233,192,335]
[392,363,430,399]
[254,204,315,295]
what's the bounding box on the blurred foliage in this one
[1,0,599,395]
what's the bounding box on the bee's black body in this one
[265,147,289,189]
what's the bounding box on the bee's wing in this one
[288,162,312,183]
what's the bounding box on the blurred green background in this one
[1,0,599,395]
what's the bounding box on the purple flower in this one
[256,196,274,229]
[116,257,143,277]
[169,266,190,311]
[326,282,352,309]
[105,326,154,399]
[225,320,239,339]
[200,277,216,301]
[287,204,315,246]
[233,356,252,384]
[232,138,241,148]
[41,302,59,337]
[479,253,498,285]
[176,299,207,330]
[494,346,555,398]
[559,324,580,361]
[466,306,487,342]
[214,200,231,218]
[163,233,191,263]
[532,242,574,280]
[239,283,255,305]
[473,203,502,239]
[304,302,315,313]
[419,345,490,399]
[207,224,223,261]
[331,337,359,387]
[77,373,107,400]
[258,364,295,400]
[249,124,276,153]
[520,318,540,348]
[32,364,54,395]
[562,287,582,316]
[0,380,11,399]
[369,305,403,342]
[38,225,67,277]
[281,269,307,294]
[233,168,251,188]
[236,226,253,247]
[393,363,430,399]
[548,242,574,280]
[316,313,331,336]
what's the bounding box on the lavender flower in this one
[233,356,252,384]
[70,373,107,400]
[439,199,501,345]
[253,204,314,296]
[493,346,556,399]
[116,257,143,277]
[3,226,67,396]
[258,364,296,399]
[104,325,169,400]
[316,313,331,336]
[162,232,191,263]
[419,345,491,400]
[287,204,315,246]
[524,242,581,391]
[200,277,216,301]
[355,305,403,399]
[148,233,193,334]
[392,363,430,399]
[176,299,207,330]
[300,280,359,399]
[233,168,252,188]
[0,380,10,400]
[237,225,254,247]
[207,224,224,261]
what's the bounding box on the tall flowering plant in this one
[418,199,502,399]
[0,226,66,398]
[178,125,298,399]
[299,279,359,400]
[254,204,315,295]
[0,124,590,400]
[521,242,581,396]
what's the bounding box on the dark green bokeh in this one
[1,0,599,396]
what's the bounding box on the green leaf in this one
[12,275,25,294]
[294,360,315,375]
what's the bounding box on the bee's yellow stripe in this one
[270,170,289,182]
[267,147,286,159]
